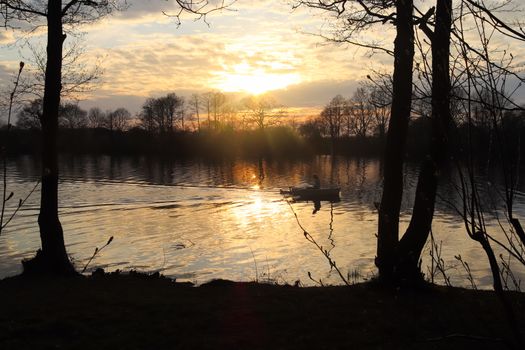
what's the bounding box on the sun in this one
[212,63,301,95]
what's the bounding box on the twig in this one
[249,247,258,282]
[1,61,24,235]
[1,180,40,230]
[81,236,114,273]
[455,254,477,290]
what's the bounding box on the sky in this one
[0,0,393,117]
[0,0,523,117]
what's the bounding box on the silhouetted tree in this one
[320,94,345,154]
[190,93,201,130]
[107,107,131,132]
[139,94,184,133]
[211,91,226,129]
[201,91,213,129]
[368,83,391,140]
[59,103,87,129]
[16,99,43,130]
[396,0,453,279]
[0,0,125,273]
[243,95,279,130]
[0,0,229,274]
[299,118,324,139]
[21,37,102,100]
[348,87,373,138]
[87,107,106,129]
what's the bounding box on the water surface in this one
[1,155,524,288]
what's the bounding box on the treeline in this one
[2,127,310,158]
[4,92,311,157]
[12,92,289,133]
[3,88,524,159]
[299,83,525,160]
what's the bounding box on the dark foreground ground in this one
[0,272,524,349]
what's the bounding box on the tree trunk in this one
[26,0,74,274]
[376,0,415,281]
[397,0,453,279]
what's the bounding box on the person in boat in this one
[311,174,321,189]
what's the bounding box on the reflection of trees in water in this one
[258,158,265,188]
[329,156,338,187]
[327,202,335,253]
[435,164,517,219]
[11,155,524,218]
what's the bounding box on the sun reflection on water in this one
[1,155,524,288]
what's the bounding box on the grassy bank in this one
[0,272,524,349]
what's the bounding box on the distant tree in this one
[87,107,106,129]
[16,99,43,130]
[211,91,226,129]
[243,95,278,130]
[139,94,184,133]
[59,103,87,129]
[368,82,391,140]
[164,93,185,131]
[190,93,201,130]
[219,101,237,129]
[139,99,157,133]
[0,0,229,275]
[201,91,213,129]
[348,88,373,138]
[107,107,131,132]
[320,95,345,154]
[299,118,324,139]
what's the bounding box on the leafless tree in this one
[87,107,106,129]
[139,93,184,133]
[190,93,201,130]
[107,107,130,132]
[295,0,416,281]
[319,94,345,153]
[211,91,226,129]
[242,95,279,130]
[297,0,524,285]
[348,87,373,138]
[16,98,43,129]
[367,82,391,139]
[0,0,232,274]
[59,102,87,129]
[18,38,103,101]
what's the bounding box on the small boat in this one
[280,187,340,200]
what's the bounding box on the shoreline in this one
[1,271,524,349]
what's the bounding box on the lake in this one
[1,155,524,288]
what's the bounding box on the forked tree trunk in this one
[376,0,415,281]
[26,0,74,274]
[397,0,453,279]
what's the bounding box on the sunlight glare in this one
[213,63,301,95]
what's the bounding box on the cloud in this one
[273,79,361,107]
[0,31,16,45]
[3,0,520,116]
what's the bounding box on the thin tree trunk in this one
[474,230,523,348]
[28,0,73,274]
[397,0,453,279]
[376,0,415,281]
